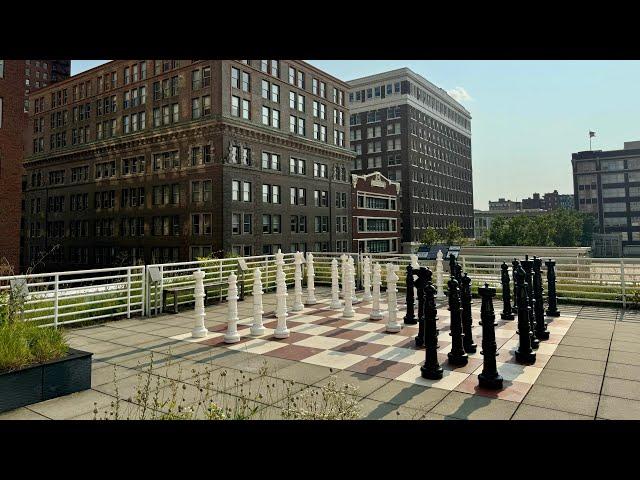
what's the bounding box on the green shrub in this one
[0,320,68,373]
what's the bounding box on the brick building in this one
[347,68,474,243]
[351,171,401,253]
[24,60,71,111]
[0,60,26,274]
[22,60,353,271]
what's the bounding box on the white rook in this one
[224,272,241,343]
[349,256,360,304]
[191,269,208,338]
[343,260,355,318]
[436,249,446,301]
[370,262,383,320]
[292,251,304,312]
[385,263,401,333]
[362,256,373,302]
[330,258,342,309]
[274,262,290,338]
[306,252,317,305]
[250,268,265,336]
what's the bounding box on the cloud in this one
[447,86,473,103]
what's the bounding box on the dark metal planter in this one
[0,348,92,414]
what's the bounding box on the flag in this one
[589,131,596,138]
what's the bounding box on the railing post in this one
[141,266,146,317]
[159,265,164,315]
[53,274,59,329]
[621,259,626,309]
[126,267,132,318]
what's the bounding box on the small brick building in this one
[351,171,401,253]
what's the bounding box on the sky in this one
[72,60,640,209]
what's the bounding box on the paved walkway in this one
[2,288,640,420]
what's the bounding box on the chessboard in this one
[170,296,577,403]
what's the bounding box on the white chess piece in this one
[306,252,317,305]
[370,263,383,320]
[410,254,420,301]
[330,258,342,309]
[385,263,401,333]
[343,261,355,318]
[274,263,290,338]
[191,269,209,338]
[292,251,304,312]
[436,249,446,301]
[250,268,265,336]
[349,256,360,304]
[224,272,241,343]
[362,256,373,302]
[340,254,348,298]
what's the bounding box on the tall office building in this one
[24,60,71,111]
[347,68,473,243]
[572,141,640,253]
[23,60,353,271]
[0,60,26,274]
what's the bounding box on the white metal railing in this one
[3,251,640,328]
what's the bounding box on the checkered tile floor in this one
[170,296,577,403]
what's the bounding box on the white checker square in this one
[226,338,285,354]
[371,346,425,365]
[353,332,406,346]
[472,362,543,384]
[290,323,335,336]
[341,321,386,332]
[396,366,469,390]
[169,331,223,343]
[293,335,350,350]
[302,350,367,370]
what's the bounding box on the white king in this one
[292,251,304,312]
[224,272,241,343]
[306,252,317,305]
[385,263,401,333]
[343,260,355,318]
[340,254,348,298]
[436,249,445,301]
[330,258,342,309]
[250,268,265,336]
[370,262,383,320]
[274,263,290,338]
[191,269,209,338]
[362,255,373,302]
[349,256,360,304]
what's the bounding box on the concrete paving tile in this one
[271,363,335,385]
[553,344,610,362]
[430,391,519,420]
[357,398,447,420]
[608,350,640,366]
[597,395,640,420]
[522,384,599,416]
[27,389,117,420]
[313,371,390,398]
[544,356,606,376]
[511,404,593,420]
[611,340,640,354]
[601,377,640,401]
[535,368,603,394]
[366,380,449,411]
[605,362,640,382]
[559,336,611,349]
[0,408,51,420]
[91,363,139,387]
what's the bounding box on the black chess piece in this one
[461,273,477,354]
[447,277,468,366]
[415,267,429,347]
[455,263,463,283]
[500,262,515,320]
[545,258,560,317]
[514,265,536,364]
[521,255,540,350]
[512,258,520,310]
[478,283,503,390]
[421,276,443,380]
[448,253,457,278]
[404,265,417,325]
[533,257,550,340]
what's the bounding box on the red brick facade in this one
[0,60,26,274]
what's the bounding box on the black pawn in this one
[461,273,477,354]
[478,283,503,390]
[447,277,468,366]
[533,257,550,340]
[545,258,561,317]
[415,267,429,348]
[500,262,515,320]
[514,265,536,364]
[404,265,417,325]
[511,258,520,310]
[454,263,463,283]
[448,252,457,277]
[521,255,540,350]
[421,278,443,380]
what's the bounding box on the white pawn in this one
[224,272,241,343]
[410,254,419,302]
[191,269,208,338]
[250,268,265,336]
[436,249,446,301]
[370,263,383,320]
[275,248,285,267]
[340,254,348,298]
[385,263,401,333]
[330,258,342,309]
[292,251,304,312]
[362,256,373,302]
[306,252,317,305]
[349,256,360,304]
[343,261,355,318]
[274,264,290,338]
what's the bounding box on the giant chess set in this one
[170,250,576,402]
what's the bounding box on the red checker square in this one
[208,324,229,333]
[394,336,420,349]
[331,340,388,356]
[264,331,313,344]
[497,348,551,368]
[323,328,365,340]
[263,344,322,361]
[310,310,342,318]
[200,335,251,348]
[455,374,532,403]
[346,357,415,379]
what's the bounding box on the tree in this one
[420,227,441,246]
[444,222,466,245]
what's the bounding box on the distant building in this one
[24,60,71,111]
[474,208,547,240]
[488,198,521,211]
[522,192,543,210]
[351,171,401,253]
[558,193,574,210]
[572,141,640,254]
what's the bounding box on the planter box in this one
[0,348,92,414]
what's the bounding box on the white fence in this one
[2,251,640,327]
